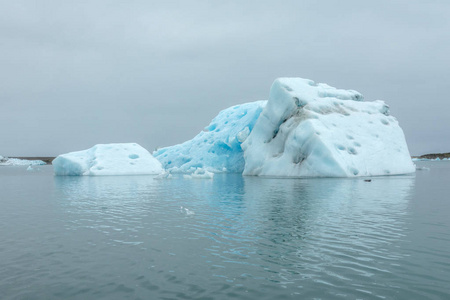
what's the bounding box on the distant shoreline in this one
[411,152,450,160]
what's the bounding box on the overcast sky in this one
[1,0,449,156]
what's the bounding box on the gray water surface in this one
[1,162,449,299]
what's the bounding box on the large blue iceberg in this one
[52,77,415,177]
[154,78,414,177]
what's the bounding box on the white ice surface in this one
[242,78,415,177]
[53,143,163,176]
[153,101,266,173]
[183,168,215,179]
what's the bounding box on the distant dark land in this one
[411,153,450,160]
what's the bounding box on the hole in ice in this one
[346,134,354,140]
[224,121,228,124]
[354,142,361,147]
[336,144,346,150]
[233,106,240,110]
[96,166,104,170]
[332,123,337,127]
[284,85,293,92]
[384,170,391,174]
[130,162,135,165]
[315,131,321,135]
[208,124,217,131]
[181,157,191,164]
[293,154,304,164]
[349,167,359,175]
[168,161,172,165]
[381,119,389,125]
[272,128,279,139]
[129,154,139,159]
[348,147,357,155]
[238,111,248,119]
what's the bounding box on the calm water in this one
[1,162,449,300]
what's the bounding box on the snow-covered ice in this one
[53,143,163,176]
[153,101,266,173]
[242,78,415,177]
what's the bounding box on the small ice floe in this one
[183,168,214,179]
[180,206,195,216]
[26,165,40,172]
[154,171,173,180]
[416,166,430,171]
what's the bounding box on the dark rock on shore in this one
[412,152,450,160]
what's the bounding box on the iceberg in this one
[242,78,415,177]
[153,101,266,173]
[53,143,163,176]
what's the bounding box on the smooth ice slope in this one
[53,143,163,176]
[242,78,415,177]
[153,101,266,173]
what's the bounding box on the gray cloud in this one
[1,0,449,156]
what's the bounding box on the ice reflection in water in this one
[49,174,418,299]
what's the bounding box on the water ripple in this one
[1,166,450,299]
